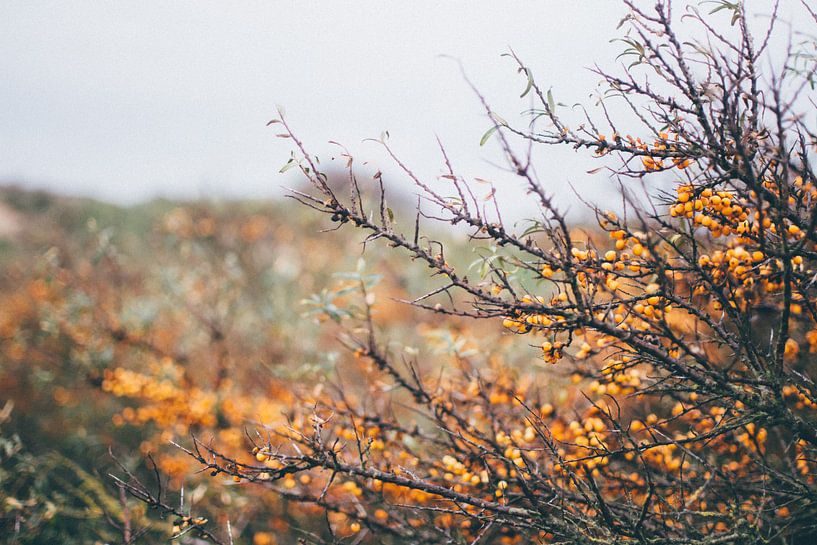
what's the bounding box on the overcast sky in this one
[0,1,798,219]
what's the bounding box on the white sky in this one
[0,1,799,220]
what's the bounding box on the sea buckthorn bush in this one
[118,3,817,544]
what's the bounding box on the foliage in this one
[0,187,479,543]
[0,401,160,544]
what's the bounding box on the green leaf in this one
[520,68,534,98]
[490,112,508,126]
[279,158,296,173]
[520,221,546,238]
[547,89,556,112]
[730,10,740,26]
[480,125,499,146]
